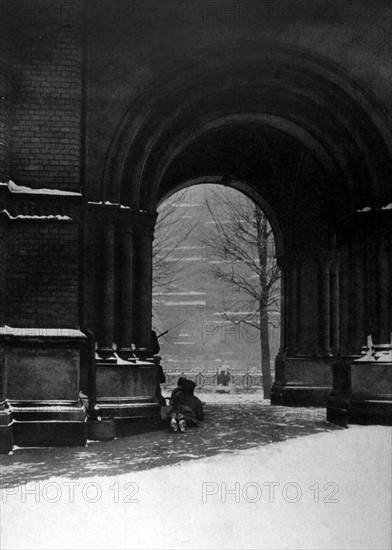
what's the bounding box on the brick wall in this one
[0,18,10,182]
[6,220,80,328]
[0,218,7,326]
[6,0,82,191]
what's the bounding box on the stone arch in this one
[94,40,392,410]
[157,175,284,257]
[101,41,392,212]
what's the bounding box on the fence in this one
[163,369,264,391]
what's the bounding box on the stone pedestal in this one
[0,327,88,451]
[271,353,334,406]
[327,345,392,426]
[94,355,162,438]
[0,402,13,454]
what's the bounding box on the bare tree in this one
[203,187,280,398]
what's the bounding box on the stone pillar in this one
[271,249,335,407]
[286,260,299,355]
[278,258,286,353]
[118,220,134,355]
[98,219,115,358]
[91,210,161,438]
[319,254,331,356]
[339,211,392,352]
[351,240,365,352]
[134,213,157,352]
[365,229,377,340]
[339,244,350,356]
[378,228,391,343]
[299,255,319,356]
[135,233,153,350]
[330,255,340,355]
[273,254,287,388]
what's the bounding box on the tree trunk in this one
[260,300,272,399]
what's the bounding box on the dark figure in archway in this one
[168,378,204,433]
[154,355,166,406]
[151,329,160,355]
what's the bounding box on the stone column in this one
[319,254,331,356]
[118,220,134,355]
[330,255,340,355]
[299,254,319,356]
[286,260,299,355]
[276,255,286,354]
[98,218,115,358]
[134,213,157,351]
[338,242,350,356]
[351,240,365,352]
[365,229,377,339]
[378,228,390,343]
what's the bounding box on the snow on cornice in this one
[0,180,81,196]
[356,203,392,212]
[1,209,72,220]
[0,325,85,337]
[88,201,131,209]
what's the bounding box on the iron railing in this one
[163,369,265,391]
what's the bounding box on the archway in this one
[88,41,392,410]
[153,181,282,399]
[101,41,392,209]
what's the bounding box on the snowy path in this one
[0,402,336,485]
[1,403,391,550]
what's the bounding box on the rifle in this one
[156,320,186,339]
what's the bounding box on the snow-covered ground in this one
[1,408,391,550]
[191,390,269,404]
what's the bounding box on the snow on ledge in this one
[357,203,392,212]
[0,326,86,338]
[1,209,72,221]
[88,201,131,209]
[0,180,81,196]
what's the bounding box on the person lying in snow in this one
[168,377,204,433]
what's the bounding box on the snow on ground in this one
[1,407,391,550]
[194,390,270,405]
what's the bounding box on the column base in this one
[13,421,87,448]
[271,354,333,407]
[327,358,392,426]
[115,415,163,438]
[0,405,14,454]
[349,399,392,425]
[116,347,136,361]
[94,398,162,437]
[0,425,14,454]
[88,413,163,441]
[327,395,392,426]
[96,348,117,361]
[94,356,162,437]
[10,401,88,448]
[271,383,332,407]
[87,419,116,441]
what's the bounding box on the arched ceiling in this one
[157,124,327,215]
[154,124,331,251]
[102,41,392,226]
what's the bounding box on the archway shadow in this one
[1,403,342,488]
